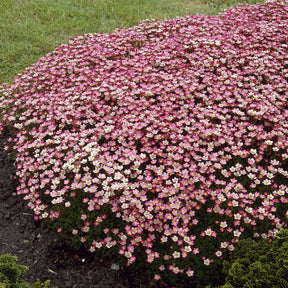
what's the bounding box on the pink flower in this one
[154,274,161,281]
[186,269,194,277]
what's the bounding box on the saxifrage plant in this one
[0,0,287,287]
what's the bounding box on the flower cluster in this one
[0,0,288,285]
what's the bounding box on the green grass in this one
[1,0,265,85]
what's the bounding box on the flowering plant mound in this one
[1,0,288,286]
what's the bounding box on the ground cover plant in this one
[0,0,288,287]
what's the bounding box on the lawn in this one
[1,0,265,85]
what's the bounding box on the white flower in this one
[172,235,178,242]
[228,245,235,251]
[220,242,228,249]
[203,259,210,266]
[248,173,256,179]
[205,228,213,236]
[234,213,242,220]
[186,270,194,277]
[144,211,153,219]
[184,246,192,253]
[218,194,226,202]
[220,221,228,228]
[65,201,71,207]
[232,200,238,207]
[161,236,168,243]
[234,230,241,237]
[244,217,251,224]
[172,251,181,259]
[42,212,48,218]
[263,179,271,185]
[258,207,266,214]
[215,251,222,257]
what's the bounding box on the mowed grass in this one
[1,0,265,85]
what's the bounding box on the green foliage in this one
[220,229,288,288]
[0,254,28,288]
[0,254,56,288]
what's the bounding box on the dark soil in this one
[0,132,168,288]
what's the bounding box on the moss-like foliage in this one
[0,254,55,288]
[221,229,288,288]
